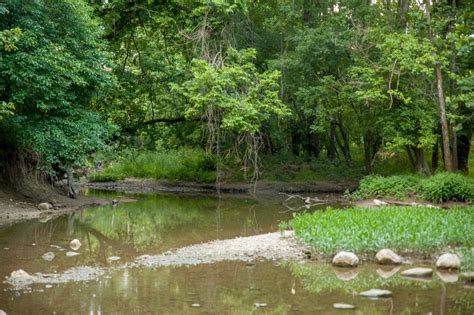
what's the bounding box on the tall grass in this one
[89,148,216,183]
[291,206,474,256]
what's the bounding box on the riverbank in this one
[85,177,358,194]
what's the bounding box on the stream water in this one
[0,192,473,314]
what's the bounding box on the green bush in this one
[420,172,474,202]
[351,175,419,199]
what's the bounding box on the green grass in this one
[350,172,474,202]
[291,206,474,269]
[88,148,216,183]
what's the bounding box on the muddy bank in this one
[5,231,308,290]
[86,178,358,194]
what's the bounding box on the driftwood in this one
[279,192,328,212]
[372,199,439,208]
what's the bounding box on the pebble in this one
[375,249,402,265]
[435,253,460,270]
[332,251,359,267]
[45,285,53,289]
[191,303,200,308]
[66,251,79,257]
[359,289,392,298]
[42,252,55,262]
[333,303,355,309]
[107,256,120,261]
[69,239,81,251]
[255,303,267,308]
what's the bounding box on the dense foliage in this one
[1,0,473,187]
[350,172,474,202]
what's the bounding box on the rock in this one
[436,271,458,283]
[45,284,53,289]
[333,303,355,309]
[191,303,200,308]
[435,253,460,270]
[376,266,401,279]
[107,256,120,261]
[333,267,358,281]
[255,303,267,308]
[401,267,433,278]
[0,310,6,315]
[42,252,55,262]
[375,249,402,265]
[373,199,388,206]
[69,239,81,251]
[38,202,53,210]
[11,269,31,278]
[332,251,359,267]
[460,272,474,283]
[66,251,79,257]
[359,289,392,298]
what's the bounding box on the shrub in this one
[419,172,474,202]
[351,175,419,199]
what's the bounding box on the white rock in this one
[376,249,402,265]
[42,252,55,262]
[38,202,53,210]
[69,239,81,251]
[332,251,359,267]
[66,251,79,257]
[255,303,267,308]
[401,267,433,278]
[10,269,33,278]
[373,199,388,206]
[436,253,460,270]
[359,289,392,298]
[107,256,120,261]
[45,284,53,289]
[333,303,355,309]
[191,304,200,308]
[0,310,6,315]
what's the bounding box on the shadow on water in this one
[0,191,473,313]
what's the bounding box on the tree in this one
[0,0,114,196]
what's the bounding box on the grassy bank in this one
[89,148,216,183]
[289,206,474,270]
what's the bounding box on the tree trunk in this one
[364,131,373,174]
[425,0,455,171]
[328,121,337,161]
[307,131,320,158]
[336,115,352,165]
[431,140,439,172]
[457,133,471,173]
[413,147,431,175]
[67,168,76,199]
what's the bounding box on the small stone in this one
[66,251,79,257]
[69,239,81,251]
[460,272,474,282]
[255,303,267,308]
[373,199,388,206]
[333,303,355,309]
[401,267,433,278]
[42,252,55,262]
[435,253,460,270]
[11,269,32,278]
[45,285,53,289]
[191,304,200,308]
[107,256,120,261]
[332,251,359,267]
[0,310,6,315]
[38,202,53,210]
[359,289,392,298]
[375,249,402,265]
